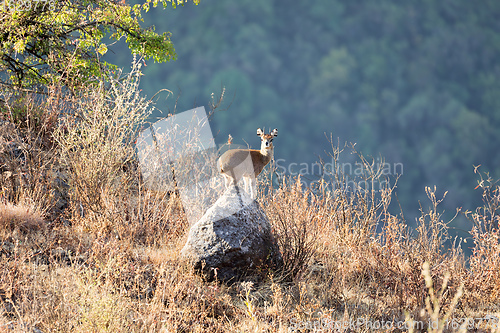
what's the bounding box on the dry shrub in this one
[0,88,64,218]
[261,141,468,327]
[467,170,500,304]
[108,190,189,245]
[266,177,324,280]
[0,202,45,235]
[54,61,152,236]
[52,61,206,245]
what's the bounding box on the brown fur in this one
[218,128,278,198]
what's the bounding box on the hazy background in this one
[106,0,500,239]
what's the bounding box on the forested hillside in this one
[108,0,500,227]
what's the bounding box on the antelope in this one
[218,128,278,199]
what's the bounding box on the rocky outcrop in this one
[181,186,282,282]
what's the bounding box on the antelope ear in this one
[271,128,278,137]
[257,128,264,136]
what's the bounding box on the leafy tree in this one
[0,0,199,92]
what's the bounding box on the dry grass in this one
[0,202,45,235]
[0,67,499,332]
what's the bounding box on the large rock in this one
[181,186,282,282]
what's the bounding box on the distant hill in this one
[106,0,500,231]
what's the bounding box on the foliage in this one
[0,0,199,91]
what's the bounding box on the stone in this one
[181,186,282,282]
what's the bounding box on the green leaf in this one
[97,44,108,55]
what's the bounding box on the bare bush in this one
[53,61,152,235]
